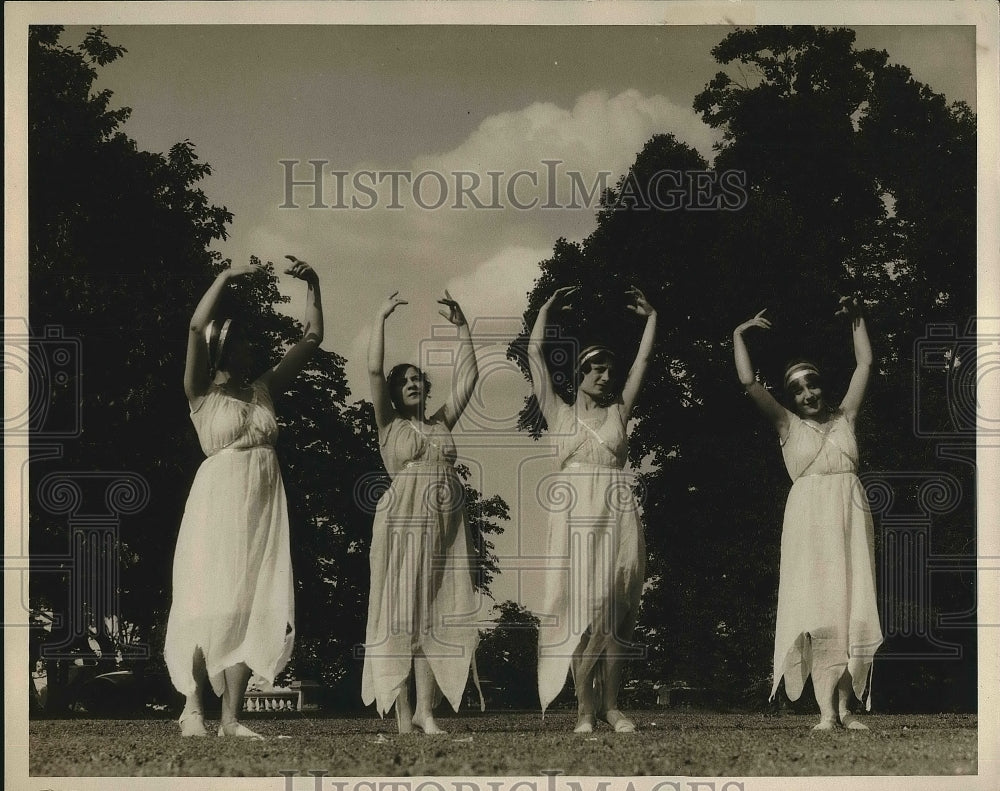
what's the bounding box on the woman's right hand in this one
[543,285,580,312]
[734,309,771,336]
[224,260,265,279]
[379,291,409,319]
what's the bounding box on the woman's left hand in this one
[438,290,468,326]
[625,285,655,317]
[835,292,864,320]
[284,255,319,285]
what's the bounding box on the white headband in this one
[577,346,614,369]
[784,364,820,389]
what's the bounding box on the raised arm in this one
[527,286,578,428]
[438,291,479,429]
[620,286,657,419]
[183,261,260,401]
[836,294,873,421]
[262,255,325,400]
[368,292,408,432]
[733,309,790,435]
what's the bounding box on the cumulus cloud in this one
[259,89,716,396]
[269,89,717,272]
[444,246,547,328]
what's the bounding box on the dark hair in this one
[572,345,617,401]
[782,357,823,394]
[386,363,431,410]
[205,318,234,376]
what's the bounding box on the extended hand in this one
[226,260,265,278]
[437,290,468,326]
[835,293,864,320]
[544,285,580,312]
[283,255,319,285]
[625,286,655,317]
[379,291,409,319]
[735,309,771,335]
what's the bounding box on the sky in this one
[56,18,979,609]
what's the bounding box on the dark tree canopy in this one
[511,25,976,712]
[474,600,541,709]
[28,26,508,711]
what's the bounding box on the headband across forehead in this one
[576,345,615,369]
[784,362,820,389]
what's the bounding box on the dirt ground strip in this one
[27,711,977,778]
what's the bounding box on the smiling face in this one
[788,372,826,418]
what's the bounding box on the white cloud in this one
[264,88,718,277]
[444,246,547,329]
[251,90,717,398]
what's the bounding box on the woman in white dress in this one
[362,290,482,734]
[530,286,657,733]
[732,295,882,730]
[165,256,323,738]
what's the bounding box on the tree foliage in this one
[475,600,541,709]
[511,26,976,711]
[27,27,508,711]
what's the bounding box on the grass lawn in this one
[26,711,977,778]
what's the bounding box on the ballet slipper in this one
[218,722,265,740]
[603,709,637,733]
[574,714,596,733]
[840,714,869,730]
[811,717,838,731]
[178,710,207,737]
[411,714,446,734]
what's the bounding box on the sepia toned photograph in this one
[5,2,998,790]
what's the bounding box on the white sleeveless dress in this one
[164,381,294,697]
[770,411,882,705]
[536,401,645,713]
[361,415,481,715]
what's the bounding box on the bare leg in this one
[599,612,637,732]
[810,658,844,731]
[806,630,843,730]
[395,674,414,734]
[218,663,263,738]
[572,645,597,733]
[411,650,446,734]
[179,648,208,737]
[837,670,869,729]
